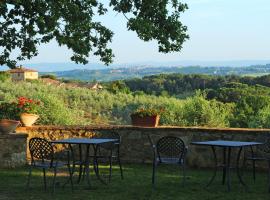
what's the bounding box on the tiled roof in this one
[8,67,38,73]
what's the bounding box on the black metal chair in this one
[27,137,73,192]
[243,135,270,176]
[88,131,123,182]
[243,135,270,191]
[149,135,188,186]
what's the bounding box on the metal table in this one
[51,138,118,187]
[191,140,263,191]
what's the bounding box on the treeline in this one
[123,74,270,96]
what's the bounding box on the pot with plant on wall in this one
[130,106,164,127]
[17,96,41,127]
[0,102,21,134]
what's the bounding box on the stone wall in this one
[0,133,28,168]
[15,125,270,169]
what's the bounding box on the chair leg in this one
[43,168,47,191]
[182,163,186,186]
[268,161,270,193]
[52,167,57,193]
[152,161,157,186]
[117,146,123,179]
[67,163,74,192]
[108,151,113,182]
[118,156,124,180]
[241,158,247,177]
[108,158,113,182]
[94,157,100,176]
[26,165,32,189]
[252,160,256,182]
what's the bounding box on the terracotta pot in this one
[20,113,39,127]
[0,119,21,134]
[131,114,160,127]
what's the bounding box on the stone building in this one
[8,67,38,81]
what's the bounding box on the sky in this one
[20,0,270,66]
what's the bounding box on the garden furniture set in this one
[26,133,270,193]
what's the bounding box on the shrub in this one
[40,74,57,80]
[0,71,10,82]
[180,93,233,127]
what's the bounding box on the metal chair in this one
[27,137,73,192]
[88,131,123,182]
[149,135,187,186]
[243,135,270,192]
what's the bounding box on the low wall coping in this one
[15,125,270,134]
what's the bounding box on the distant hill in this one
[41,64,270,82]
[2,59,270,71]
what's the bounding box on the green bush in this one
[180,94,233,127]
[0,71,10,82]
[40,74,57,80]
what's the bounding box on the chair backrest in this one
[256,135,270,158]
[29,137,54,163]
[92,131,120,140]
[156,136,186,162]
[92,131,121,150]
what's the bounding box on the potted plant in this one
[0,102,21,134]
[17,96,41,127]
[0,119,21,134]
[130,107,164,127]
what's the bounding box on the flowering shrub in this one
[17,96,41,114]
[131,107,165,118]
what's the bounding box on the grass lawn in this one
[0,164,269,200]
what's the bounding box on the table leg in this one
[206,146,218,187]
[226,147,231,192]
[77,144,83,183]
[222,147,227,185]
[63,144,74,189]
[85,144,91,186]
[93,144,107,185]
[93,145,100,175]
[236,147,248,190]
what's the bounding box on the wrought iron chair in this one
[27,137,73,192]
[243,135,270,178]
[243,134,270,191]
[149,135,188,186]
[87,131,123,182]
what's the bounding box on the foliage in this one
[180,93,233,127]
[207,83,270,128]
[17,96,41,114]
[124,73,270,97]
[0,71,10,81]
[40,74,57,80]
[0,1,188,68]
[131,106,164,117]
[0,102,20,120]
[0,79,232,127]
[105,80,130,94]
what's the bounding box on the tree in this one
[0,0,189,68]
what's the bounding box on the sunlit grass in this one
[0,164,269,200]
